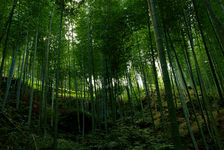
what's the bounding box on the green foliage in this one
[0,0,224,149]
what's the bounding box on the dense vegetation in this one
[0,0,224,149]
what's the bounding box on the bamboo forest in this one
[0,0,224,149]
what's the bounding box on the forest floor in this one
[0,97,173,150]
[0,84,224,150]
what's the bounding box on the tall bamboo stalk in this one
[147,0,182,148]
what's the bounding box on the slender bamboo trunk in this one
[22,43,30,96]
[102,52,108,134]
[147,16,164,126]
[181,22,211,131]
[28,17,39,126]
[68,41,71,99]
[206,9,224,56]
[87,6,95,131]
[81,76,85,137]
[201,0,224,32]
[170,72,177,108]
[42,7,54,136]
[167,40,199,149]
[53,5,64,150]
[141,64,155,127]
[0,16,12,86]
[166,31,209,149]
[51,78,55,127]
[135,72,143,112]
[16,26,29,109]
[0,0,18,44]
[173,68,199,150]
[108,62,116,121]
[127,71,136,115]
[147,0,182,148]
[192,0,223,100]
[16,52,22,80]
[2,11,28,112]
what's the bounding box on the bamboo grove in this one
[0,0,224,149]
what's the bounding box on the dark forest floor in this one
[0,84,224,150]
[0,97,173,150]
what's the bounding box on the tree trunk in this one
[192,0,223,100]
[147,0,182,149]
[0,0,18,44]
[87,6,95,131]
[16,26,29,109]
[53,5,64,150]
[28,17,39,126]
